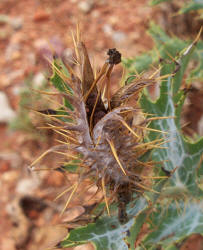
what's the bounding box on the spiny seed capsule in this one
[30,32,167,224]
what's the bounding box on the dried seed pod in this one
[31,33,166,223]
[110,78,156,109]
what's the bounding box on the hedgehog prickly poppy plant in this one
[30,32,165,221]
[30,28,203,250]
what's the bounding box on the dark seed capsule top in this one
[107,48,121,65]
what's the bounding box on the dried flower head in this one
[30,31,168,223]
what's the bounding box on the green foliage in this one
[179,0,203,14]
[57,25,203,249]
[61,198,148,249]
[137,26,203,248]
[150,0,171,6]
[9,74,47,137]
[123,23,203,83]
[50,58,74,111]
[141,201,203,248]
[62,159,81,173]
[30,25,203,249]
[150,0,203,14]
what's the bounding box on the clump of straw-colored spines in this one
[29,31,169,223]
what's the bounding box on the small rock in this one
[0,92,16,123]
[5,42,21,61]
[16,178,40,195]
[109,16,119,25]
[62,48,73,63]
[1,170,19,183]
[78,0,94,13]
[12,85,22,96]
[9,17,23,30]
[103,25,126,44]
[103,24,113,35]
[91,10,99,18]
[0,14,10,24]
[112,31,126,44]
[33,72,46,88]
[33,10,50,22]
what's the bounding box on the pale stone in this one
[16,178,40,195]
[78,0,94,13]
[0,92,16,123]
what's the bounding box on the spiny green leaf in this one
[60,198,147,250]
[179,1,203,14]
[50,59,74,111]
[122,52,156,74]
[124,23,203,89]
[190,41,203,81]
[150,0,203,14]
[58,24,203,249]
[143,200,203,248]
[62,159,81,173]
[136,28,203,248]
[140,40,203,196]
